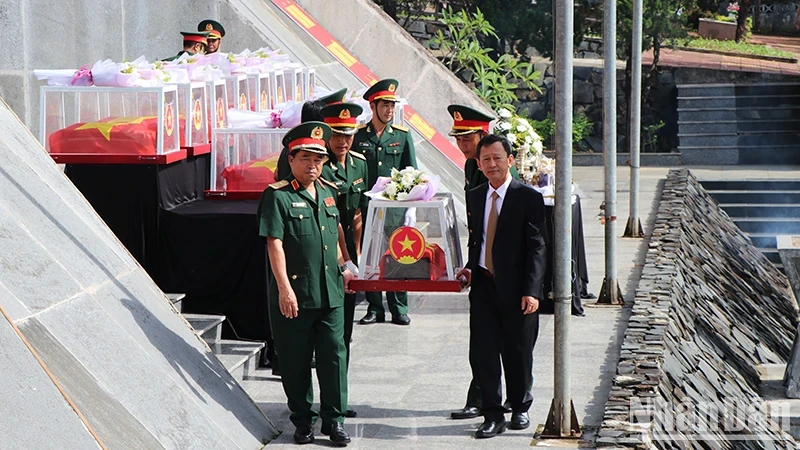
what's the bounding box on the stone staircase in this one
[167,294,264,381]
[701,180,800,272]
[677,83,800,165]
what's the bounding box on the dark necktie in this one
[485,191,499,273]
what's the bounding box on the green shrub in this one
[526,110,593,149]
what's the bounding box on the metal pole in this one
[541,0,581,439]
[624,0,644,238]
[598,0,623,305]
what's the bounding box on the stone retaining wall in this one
[598,169,799,448]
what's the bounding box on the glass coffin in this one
[282,65,303,103]
[207,127,286,199]
[303,68,315,100]
[351,193,463,292]
[246,72,272,112]
[224,75,249,110]
[172,82,209,148]
[39,85,183,164]
[206,79,228,130]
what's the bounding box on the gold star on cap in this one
[339,109,351,119]
[388,84,396,92]
[205,24,213,31]
[311,126,324,139]
[453,111,463,121]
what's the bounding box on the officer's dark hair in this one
[476,134,512,159]
[301,100,326,123]
[183,41,208,53]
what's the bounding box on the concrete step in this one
[738,107,800,121]
[719,204,800,218]
[708,190,800,204]
[678,95,800,110]
[677,121,737,135]
[733,217,800,234]
[759,248,783,264]
[183,313,225,345]
[677,108,737,122]
[739,120,800,133]
[702,180,800,191]
[677,83,800,98]
[166,293,185,312]
[678,133,737,148]
[739,133,800,147]
[746,233,778,248]
[676,147,739,165]
[209,340,265,381]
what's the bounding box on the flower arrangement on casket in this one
[366,167,440,201]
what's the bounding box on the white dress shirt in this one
[479,175,512,270]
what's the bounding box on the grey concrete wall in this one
[0,98,276,448]
[296,0,493,140]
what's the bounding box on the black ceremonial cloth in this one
[157,199,271,343]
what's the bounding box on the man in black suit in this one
[457,134,547,438]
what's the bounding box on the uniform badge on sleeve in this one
[324,196,336,207]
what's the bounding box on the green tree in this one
[616,0,693,152]
[429,7,541,110]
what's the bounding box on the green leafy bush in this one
[429,7,540,110]
[526,110,593,150]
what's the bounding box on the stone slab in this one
[0,317,102,449]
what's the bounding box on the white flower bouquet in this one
[366,167,440,202]
[493,108,545,184]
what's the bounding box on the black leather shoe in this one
[359,312,385,324]
[321,422,351,446]
[509,412,530,430]
[475,419,506,438]
[581,292,597,299]
[293,424,314,444]
[450,406,480,420]
[345,408,357,418]
[391,314,411,325]
[502,400,512,413]
[572,311,586,317]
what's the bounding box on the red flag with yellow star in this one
[49,116,185,155]
[220,154,280,191]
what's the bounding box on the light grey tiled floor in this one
[240,166,800,448]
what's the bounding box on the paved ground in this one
[241,165,800,448]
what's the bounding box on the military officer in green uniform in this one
[275,88,349,181]
[449,105,521,193]
[353,78,416,326]
[197,19,225,54]
[162,31,208,62]
[258,122,355,446]
[320,103,368,418]
[447,104,519,421]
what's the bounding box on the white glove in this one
[342,260,360,278]
[403,207,417,227]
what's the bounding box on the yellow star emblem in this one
[75,116,154,141]
[399,234,416,253]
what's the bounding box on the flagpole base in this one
[597,278,623,305]
[538,399,582,439]
[623,217,644,238]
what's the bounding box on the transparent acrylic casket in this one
[354,192,463,292]
[282,65,304,103]
[171,82,208,146]
[246,72,273,112]
[206,79,228,129]
[39,85,181,160]
[224,75,249,110]
[208,127,286,197]
[303,68,315,100]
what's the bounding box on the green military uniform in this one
[321,152,367,360]
[276,88,350,181]
[353,79,416,321]
[320,102,367,365]
[162,31,208,62]
[258,122,348,429]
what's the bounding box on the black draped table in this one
[540,196,589,315]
